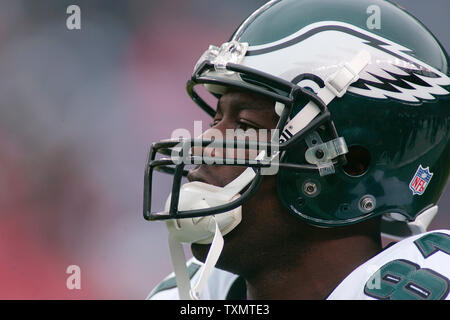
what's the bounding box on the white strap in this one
[190,219,224,299]
[219,125,279,198]
[168,234,192,300]
[168,218,225,300]
[221,148,269,199]
[323,50,371,99]
[279,50,371,143]
[221,167,256,199]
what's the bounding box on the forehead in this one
[216,89,275,113]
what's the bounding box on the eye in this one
[236,122,251,131]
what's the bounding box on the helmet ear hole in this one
[343,146,371,177]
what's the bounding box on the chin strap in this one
[278,50,371,176]
[166,151,267,300]
[279,50,371,144]
[168,233,192,300]
[190,220,224,300]
[168,217,224,300]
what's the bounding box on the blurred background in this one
[0,0,448,299]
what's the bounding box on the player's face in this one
[187,89,278,188]
[187,90,308,274]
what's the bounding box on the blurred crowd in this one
[0,0,448,299]
[0,0,265,299]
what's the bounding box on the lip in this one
[186,169,210,184]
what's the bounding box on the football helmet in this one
[143,0,450,298]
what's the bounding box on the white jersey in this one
[148,229,450,300]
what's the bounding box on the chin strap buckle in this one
[324,61,360,98]
[305,131,348,176]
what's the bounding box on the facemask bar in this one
[144,140,265,221]
[188,60,347,160]
[143,60,349,222]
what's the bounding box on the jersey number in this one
[364,232,450,300]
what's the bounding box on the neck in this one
[244,231,382,300]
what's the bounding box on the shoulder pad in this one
[147,258,201,299]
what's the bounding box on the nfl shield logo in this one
[409,165,433,195]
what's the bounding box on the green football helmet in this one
[144,0,450,240]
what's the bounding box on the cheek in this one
[191,177,297,268]
[242,177,281,225]
[235,176,289,244]
[240,175,307,245]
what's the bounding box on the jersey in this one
[147,257,242,300]
[147,229,450,300]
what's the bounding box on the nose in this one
[191,126,226,161]
[186,122,230,186]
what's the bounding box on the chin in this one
[190,242,210,263]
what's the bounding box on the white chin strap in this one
[165,50,371,300]
[168,219,224,299]
[166,167,256,300]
